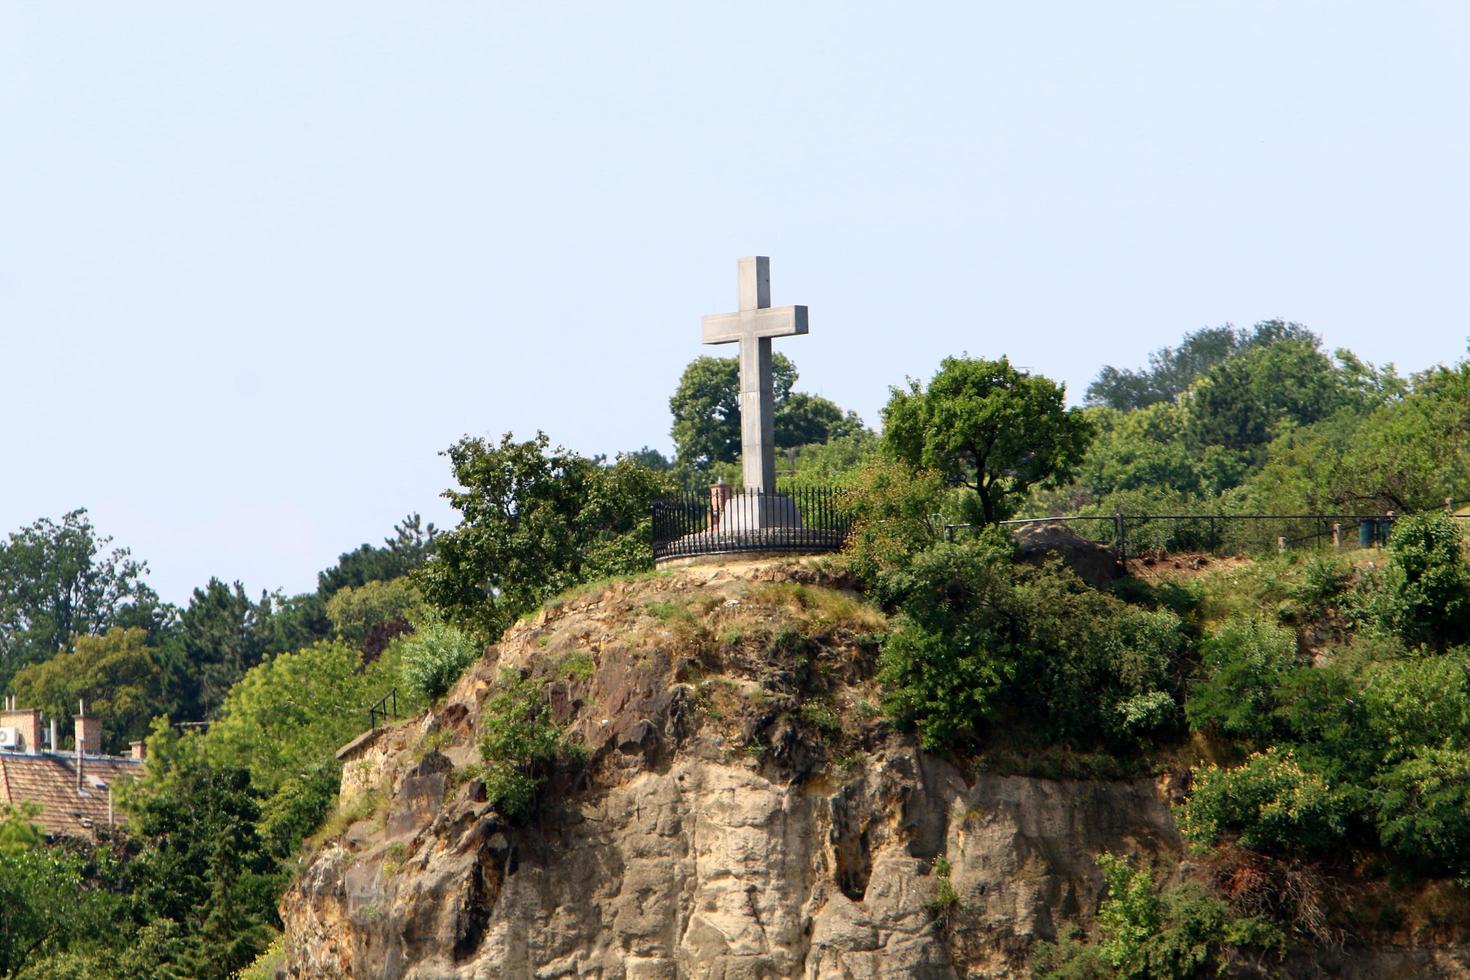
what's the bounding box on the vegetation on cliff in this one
[5,329,1470,975]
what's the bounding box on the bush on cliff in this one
[480,670,570,820]
[876,534,1188,752]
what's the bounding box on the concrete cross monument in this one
[700,256,808,529]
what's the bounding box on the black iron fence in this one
[652,486,852,561]
[942,509,1447,560]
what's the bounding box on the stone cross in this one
[701,257,808,492]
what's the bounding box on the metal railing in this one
[367,688,398,730]
[652,486,853,561]
[945,511,1418,560]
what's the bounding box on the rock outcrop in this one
[278,559,1470,978]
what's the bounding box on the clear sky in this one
[3,2,1467,604]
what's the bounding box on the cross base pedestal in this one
[715,492,803,532]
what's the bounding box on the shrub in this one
[875,536,1025,749]
[877,536,1190,752]
[1178,748,1348,855]
[1359,655,1470,766]
[1185,616,1299,744]
[1374,746,1470,876]
[841,458,948,583]
[480,670,566,820]
[399,621,480,703]
[1033,852,1282,980]
[1354,513,1470,647]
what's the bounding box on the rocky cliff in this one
[278,559,1470,978]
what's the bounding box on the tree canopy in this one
[882,356,1093,524]
[0,509,161,692]
[669,354,868,474]
[416,432,676,640]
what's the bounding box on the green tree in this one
[1086,320,1319,411]
[315,513,438,598]
[1184,337,1349,451]
[1178,748,1348,854]
[8,627,166,751]
[1185,616,1300,745]
[325,578,425,652]
[203,640,397,796]
[124,721,277,979]
[1355,513,1470,647]
[882,356,1092,524]
[417,433,675,640]
[166,579,275,719]
[0,509,160,692]
[669,354,866,474]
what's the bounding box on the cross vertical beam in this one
[700,257,808,493]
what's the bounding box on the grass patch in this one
[556,649,596,681]
[381,840,407,877]
[752,582,885,632]
[643,598,694,624]
[800,700,841,737]
[306,788,384,851]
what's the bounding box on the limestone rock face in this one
[278,559,1470,979]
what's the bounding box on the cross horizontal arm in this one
[701,306,809,345]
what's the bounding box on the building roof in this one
[0,751,143,839]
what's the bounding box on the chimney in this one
[49,717,58,752]
[74,700,102,755]
[1,699,44,754]
[129,740,146,762]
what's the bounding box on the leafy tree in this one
[669,354,866,473]
[1185,616,1300,745]
[1034,853,1282,979]
[203,640,398,796]
[670,354,796,470]
[124,721,277,978]
[325,578,424,652]
[0,509,160,692]
[1353,513,1470,647]
[619,446,674,471]
[0,833,121,976]
[1073,403,1250,501]
[882,356,1092,524]
[876,536,1026,749]
[1085,320,1317,411]
[841,459,949,582]
[8,627,166,751]
[1374,746,1470,876]
[1184,337,1350,451]
[773,391,868,449]
[417,433,675,640]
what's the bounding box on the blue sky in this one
[3,2,1467,603]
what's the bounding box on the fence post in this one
[1449,497,1457,515]
[1277,536,1286,554]
[1113,512,1125,560]
[1332,523,1341,550]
